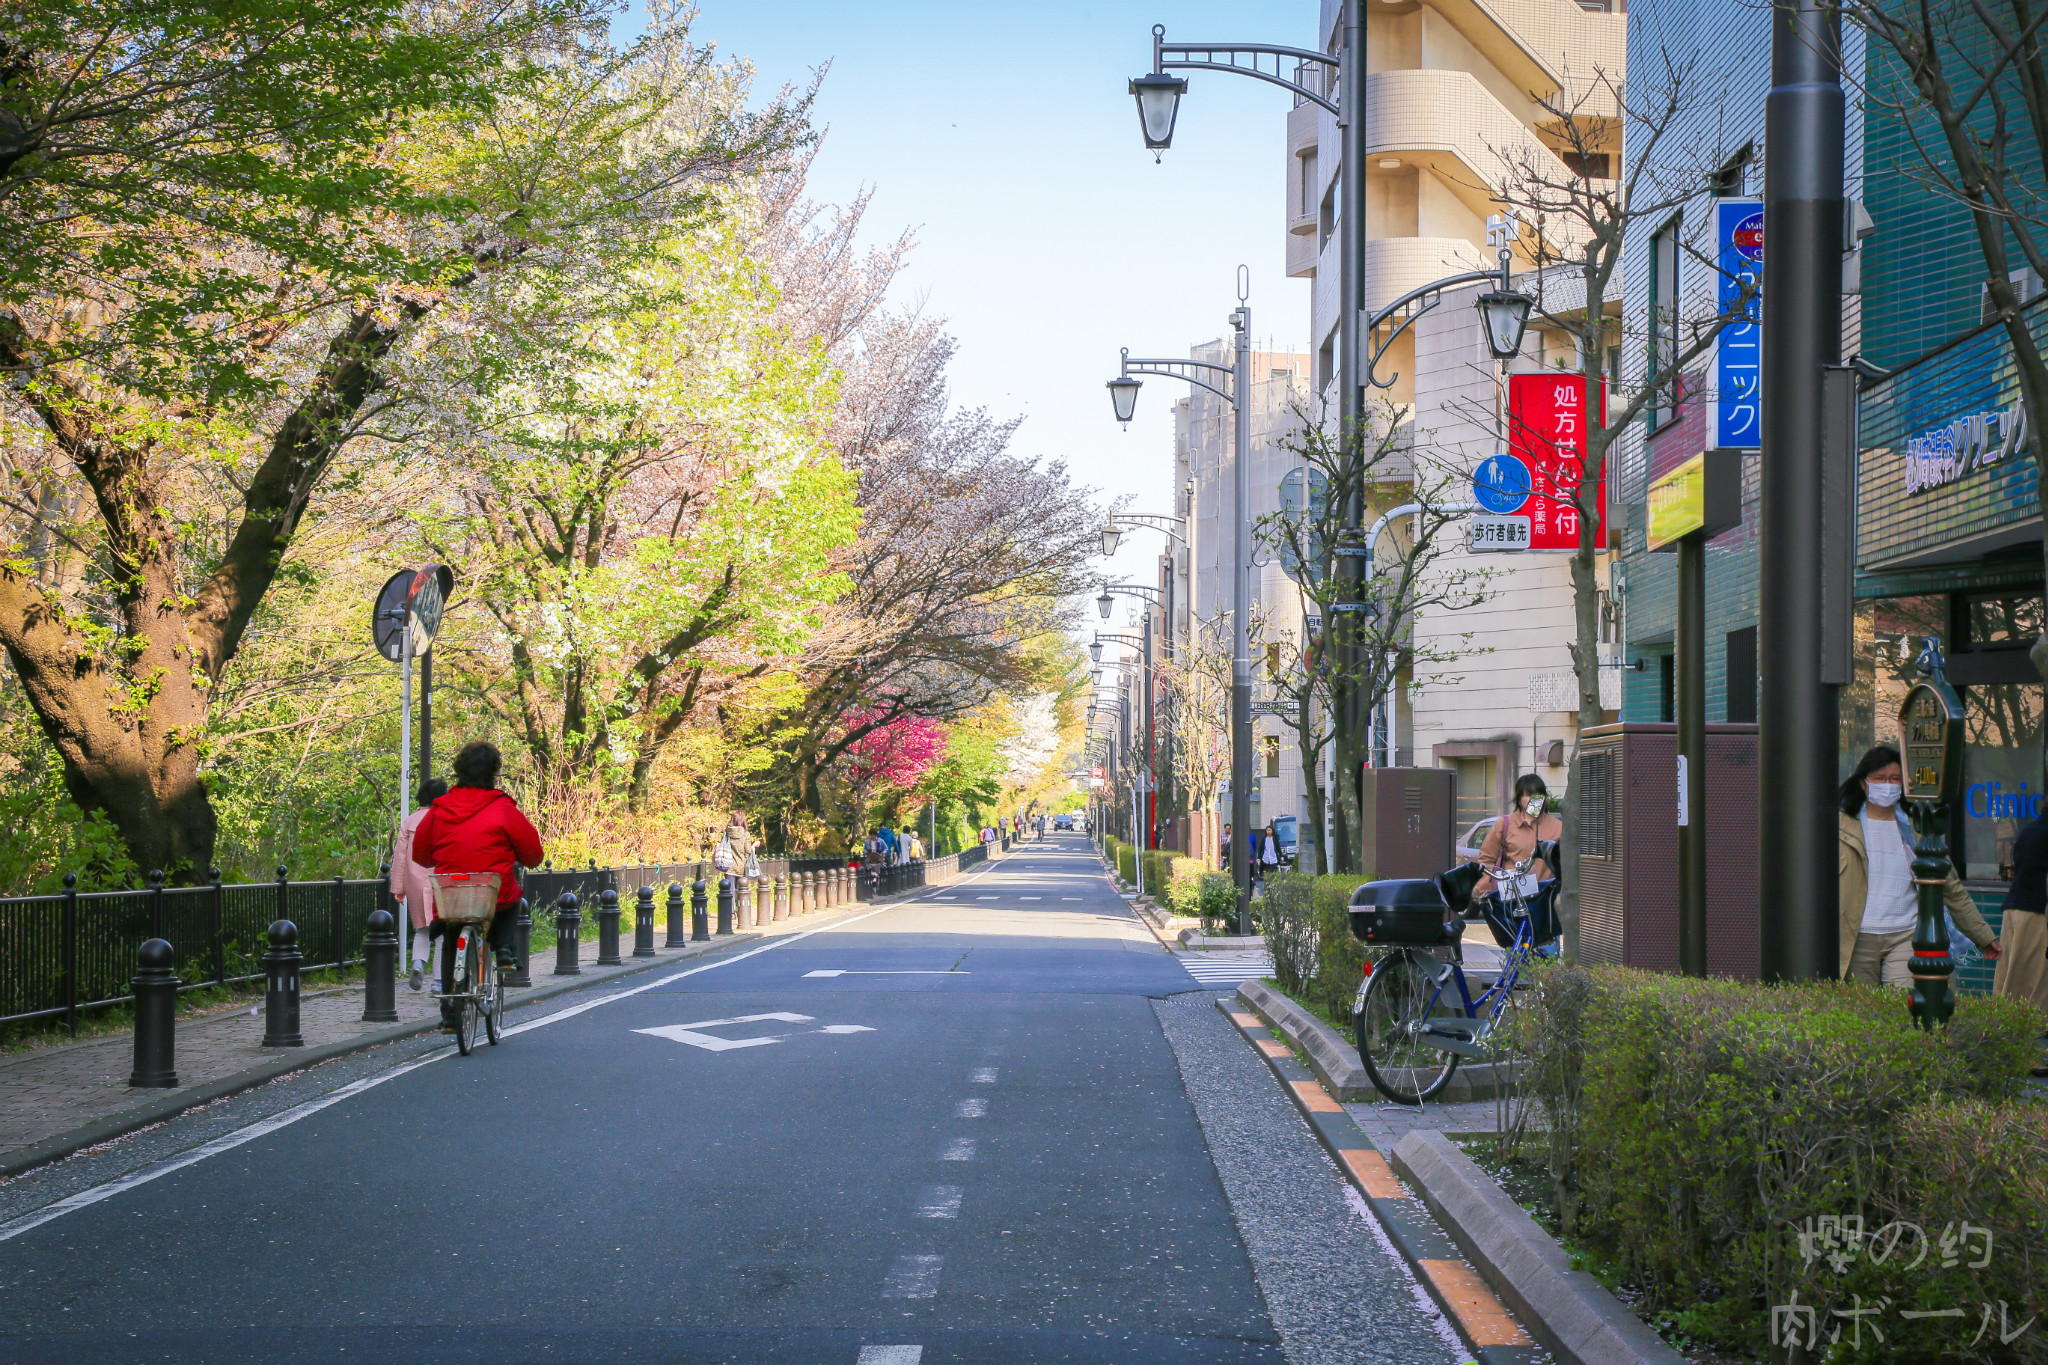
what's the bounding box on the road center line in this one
[881,1254,943,1299]
[913,1185,963,1219]
[940,1138,976,1161]
[953,1097,988,1118]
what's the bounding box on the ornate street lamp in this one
[1097,587,1116,619]
[1107,375,1141,426]
[1089,638,1103,663]
[1476,288,1535,360]
[1129,70,1187,158]
[1100,521,1123,556]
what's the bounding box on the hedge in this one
[1501,964,2047,1362]
[1258,871,1372,1024]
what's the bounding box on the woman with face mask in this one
[1474,774,1563,900]
[1838,744,2000,986]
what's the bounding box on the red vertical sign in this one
[1507,372,1605,551]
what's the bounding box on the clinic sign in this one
[1501,371,1605,551]
[1712,200,1763,450]
[1902,400,2028,495]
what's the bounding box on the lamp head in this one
[1477,289,1534,360]
[1128,71,1187,158]
[1100,522,1122,557]
[1089,638,1103,663]
[1107,376,1141,425]
[1096,588,1116,619]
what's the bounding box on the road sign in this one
[1472,453,1531,514]
[1468,514,1532,552]
[1506,372,1606,551]
[1277,466,1330,584]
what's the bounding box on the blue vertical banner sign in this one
[1713,200,1764,449]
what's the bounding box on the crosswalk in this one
[1173,950,1273,988]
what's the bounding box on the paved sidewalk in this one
[0,901,864,1171]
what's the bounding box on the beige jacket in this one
[1837,810,1993,976]
[389,806,436,930]
[1475,807,1563,898]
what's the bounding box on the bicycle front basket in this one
[430,872,502,923]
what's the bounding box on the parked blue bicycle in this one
[1349,842,1561,1104]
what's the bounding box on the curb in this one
[1391,1132,1684,1365]
[1177,930,1267,949]
[0,887,915,1184]
[1215,996,1540,1365]
[1235,979,1514,1103]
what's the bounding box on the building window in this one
[1658,652,1675,722]
[1561,150,1611,180]
[1299,148,1318,220]
[1709,144,1753,197]
[1648,219,1680,429]
[1318,181,1336,252]
[1265,642,1281,679]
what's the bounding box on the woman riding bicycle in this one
[411,742,544,1022]
[1474,773,1561,897]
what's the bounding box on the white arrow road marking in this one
[635,1012,813,1051]
[802,970,968,978]
[815,1025,875,1034]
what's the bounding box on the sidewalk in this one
[0,900,872,1179]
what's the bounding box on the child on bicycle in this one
[411,741,545,1022]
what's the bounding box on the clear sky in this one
[634,0,1312,608]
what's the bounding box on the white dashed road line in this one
[881,1254,944,1299]
[953,1097,988,1118]
[913,1185,963,1219]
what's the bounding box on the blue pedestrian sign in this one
[1473,453,1531,514]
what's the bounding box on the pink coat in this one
[390,806,437,930]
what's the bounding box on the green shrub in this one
[1163,856,1208,918]
[1256,871,1371,1021]
[1196,872,1237,933]
[1502,963,2047,1361]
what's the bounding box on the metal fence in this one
[0,845,1000,1034]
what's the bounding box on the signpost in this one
[1467,514,1531,552]
[1900,643,1965,1030]
[1712,200,1765,452]
[372,565,454,969]
[1503,373,1605,551]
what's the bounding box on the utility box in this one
[1576,722,1760,978]
[1358,768,1455,880]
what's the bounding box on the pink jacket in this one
[390,806,436,930]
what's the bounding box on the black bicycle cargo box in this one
[1347,878,1461,947]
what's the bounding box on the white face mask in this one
[1520,795,1544,814]
[1865,781,1902,808]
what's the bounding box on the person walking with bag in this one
[1838,744,1999,986]
[1993,806,2048,1074]
[390,779,449,992]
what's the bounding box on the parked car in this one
[1456,816,1496,864]
[1053,813,1074,831]
[1272,814,1298,865]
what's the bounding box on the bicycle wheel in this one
[1355,949,1460,1104]
[483,950,502,1046]
[454,935,478,1056]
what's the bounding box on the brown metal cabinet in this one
[1575,722,1760,979]
[1358,768,1455,880]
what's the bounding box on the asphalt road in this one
[0,836,1456,1365]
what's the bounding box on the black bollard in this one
[691,878,710,941]
[634,884,657,957]
[554,892,582,975]
[666,882,686,947]
[261,919,303,1047]
[361,909,399,1022]
[507,897,533,988]
[129,939,179,1087]
[596,887,622,965]
[717,875,734,935]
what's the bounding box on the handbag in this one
[744,850,761,879]
[712,837,735,872]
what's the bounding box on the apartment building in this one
[1282,0,1626,843]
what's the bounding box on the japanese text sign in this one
[1506,372,1605,551]
[1714,200,1763,449]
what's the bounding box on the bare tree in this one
[1156,618,1233,868]
[1256,402,1489,874]
[1481,52,1760,958]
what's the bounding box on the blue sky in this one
[629,0,1311,597]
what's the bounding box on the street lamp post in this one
[1107,303,1254,934]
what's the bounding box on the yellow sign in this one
[1645,453,1705,550]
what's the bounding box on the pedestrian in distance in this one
[1993,805,2048,1075]
[1220,823,1231,871]
[390,778,449,992]
[1838,744,1999,987]
[412,742,546,1025]
[1474,774,1562,900]
[1258,823,1282,882]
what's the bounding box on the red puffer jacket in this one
[411,787,545,909]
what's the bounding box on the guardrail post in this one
[129,939,179,1087]
[716,875,734,935]
[554,892,582,975]
[691,878,709,941]
[665,882,686,946]
[596,887,622,965]
[61,873,78,1037]
[508,898,533,987]
[261,919,303,1047]
[361,909,398,1022]
[772,874,787,922]
[634,885,656,956]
